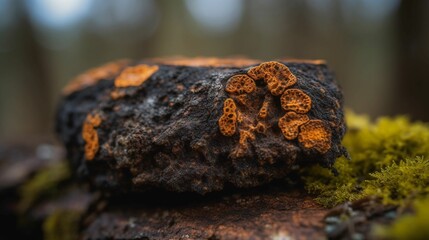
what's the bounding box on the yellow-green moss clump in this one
[303,111,429,207]
[43,210,81,240]
[18,161,70,212]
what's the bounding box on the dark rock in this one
[82,186,327,240]
[56,58,347,194]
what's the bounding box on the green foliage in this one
[303,110,429,207]
[43,210,81,240]
[18,161,70,212]
[363,157,429,205]
[374,196,429,240]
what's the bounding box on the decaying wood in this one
[56,57,347,194]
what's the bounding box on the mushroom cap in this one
[280,89,312,114]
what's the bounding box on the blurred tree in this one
[395,0,429,120]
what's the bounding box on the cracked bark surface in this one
[56,58,347,194]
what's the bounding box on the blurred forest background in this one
[0,0,428,140]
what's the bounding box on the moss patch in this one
[303,111,429,207]
[18,161,70,212]
[43,210,81,240]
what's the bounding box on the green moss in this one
[18,161,70,212]
[363,156,429,205]
[303,110,429,207]
[43,210,81,240]
[374,196,429,239]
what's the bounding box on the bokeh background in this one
[0,0,428,140]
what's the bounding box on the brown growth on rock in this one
[218,98,237,136]
[62,59,129,95]
[82,114,102,161]
[281,89,312,114]
[114,64,159,88]
[225,75,256,94]
[278,112,310,140]
[298,120,331,153]
[247,61,297,96]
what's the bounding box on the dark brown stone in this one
[82,186,328,240]
[56,58,347,194]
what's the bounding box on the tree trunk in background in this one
[395,0,429,120]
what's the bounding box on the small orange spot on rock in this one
[239,129,255,145]
[257,95,273,119]
[114,64,159,88]
[298,120,331,153]
[280,89,312,114]
[82,113,102,161]
[278,112,309,140]
[110,89,127,100]
[247,61,297,96]
[226,74,256,94]
[63,59,130,95]
[219,98,237,136]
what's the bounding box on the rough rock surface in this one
[82,186,328,240]
[56,57,347,194]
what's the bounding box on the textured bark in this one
[82,186,328,240]
[56,58,347,194]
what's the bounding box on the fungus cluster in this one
[82,113,102,161]
[218,98,238,136]
[218,61,332,154]
[114,64,159,88]
[62,59,130,95]
[225,75,256,94]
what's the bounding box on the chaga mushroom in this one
[56,57,347,194]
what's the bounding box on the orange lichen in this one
[225,75,256,94]
[218,98,238,136]
[62,59,130,95]
[239,129,255,145]
[278,112,310,140]
[114,64,159,88]
[82,114,102,161]
[298,120,331,153]
[258,95,273,119]
[110,89,127,100]
[280,89,312,114]
[247,61,297,96]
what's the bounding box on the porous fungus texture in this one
[225,74,256,94]
[247,61,297,96]
[218,98,238,136]
[219,61,336,158]
[62,59,130,95]
[280,89,312,114]
[82,114,102,161]
[278,112,309,140]
[114,64,159,88]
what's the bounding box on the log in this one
[56,57,347,194]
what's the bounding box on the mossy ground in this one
[301,110,429,238]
